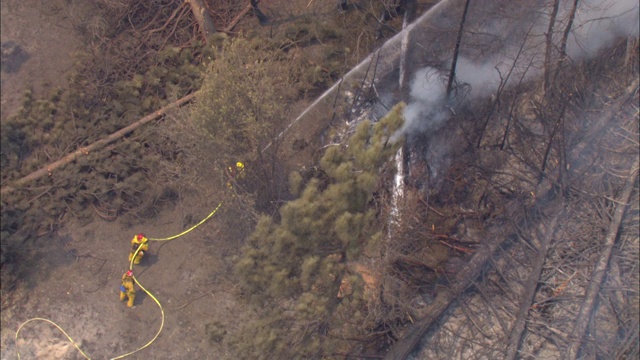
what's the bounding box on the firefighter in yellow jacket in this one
[129,233,149,265]
[226,161,245,189]
[119,270,136,307]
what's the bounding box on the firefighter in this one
[226,161,245,189]
[119,270,136,307]
[235,161,245,177]
[129,233,149,265]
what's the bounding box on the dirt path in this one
[1,192,242,359]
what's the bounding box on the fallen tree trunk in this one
[383,203,524,360]
[224,3,252,32]
[383,78,640,360]
[566,155,639,360]
[505,213,560,360]
[186,0,217,41]
[0,93,196,197]
[384,189,567,360]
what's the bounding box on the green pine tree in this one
[232,103,405,359]
[190,37,303,163]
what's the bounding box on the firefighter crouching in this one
[119,270,136,307]
[129,233,149,265]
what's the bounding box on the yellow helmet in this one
[236,161,244,169]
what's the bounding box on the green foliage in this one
[190,37,302,163]
[0,25,208,252]
[280,16,344,48]
[288,171,303,196]
[231,104,405,359]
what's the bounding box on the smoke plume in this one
[394,0,637,187]
[400,0,639,137]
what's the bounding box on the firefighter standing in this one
[129,233,149,265]
[226,161,245,189]
[235,161,245,176]
[119,270,136,307]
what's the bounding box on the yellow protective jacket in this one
[122,273,134,288]
[120,272,136,306]
[130,235,149,255]
[121,273,135,295]
[227,161,245,178]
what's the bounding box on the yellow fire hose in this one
[14,201,224,360]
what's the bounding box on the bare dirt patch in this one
[1,187,243,359]
[0,0,91,122]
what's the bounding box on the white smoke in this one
[395,0,638,189]
[399,56,515,136]
[567,0,639,59]
[400,0,638,137]
[400,67,448,135]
